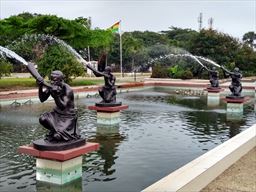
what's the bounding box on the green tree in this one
[242,31,256,48]
[0,59,13,78]
[123,34,142,71]
[131,31,168,47]
[234,44,256,75]
[162,27,199,50]
[74,17,91,29]
[190,29,239,66]
[147,44,171,58]
[37,45,84,82]
[0,13,113,51]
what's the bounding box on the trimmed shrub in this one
[151,64,169,78]
[0,59,13,78]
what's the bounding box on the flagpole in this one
[119,20,123,78]
[87,46,91,77]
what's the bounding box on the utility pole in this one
[208,17,214,30]
[198,12,203,31]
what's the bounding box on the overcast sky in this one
[1,0,255,39]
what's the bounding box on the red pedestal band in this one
[88,105,129,112]
[224,97,250,103]
[18,142,100,161]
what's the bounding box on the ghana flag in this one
[109,21,120,33]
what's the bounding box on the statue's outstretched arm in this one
[221,66,233,75]
[86,64,104,77]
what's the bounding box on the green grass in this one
[0,78,103,91]
[69,79,103,86]
[0,78,36,90]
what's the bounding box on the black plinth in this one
[95,102,122,107]
[206,87,222,90]
[33,138,86,151]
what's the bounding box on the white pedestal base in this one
[207,92,220,106]
[97,111,120,125]
[36,156,82,185]
[227,102,244,113]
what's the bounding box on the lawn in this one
[0,78,103,91]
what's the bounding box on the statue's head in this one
[50,70,64,86]
[105,66,112,74]
[212,67,216,71]
[234,67,239,72]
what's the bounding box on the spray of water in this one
[196,56,220,68]
[0,45,28,65]
[12,34,88,65]
[148,52,220,69]
[149,53,204,67]
[183,54,205,68]
[0,45,53,88]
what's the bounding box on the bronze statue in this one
[37,71,80,142]
[221,66,243,97]
[26,63,85,150]
[204,66,219,88]
[86,54,121,106]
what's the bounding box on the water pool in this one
[0,89,255,192]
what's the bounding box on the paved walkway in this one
[201,147,256,192]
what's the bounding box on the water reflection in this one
[226,112,244,121]
[167,94,209,110]
[37,178,82,192]
[90,124,124,177]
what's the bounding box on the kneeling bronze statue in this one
[27,64,85,150]
[38,71,80,142]
[221,66,243,98]
[204,66,220,88]
[86,54,121,107]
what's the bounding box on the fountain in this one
[221,66,246,120]
[196,56,220,68]
[10,34,88,64]
[0,44,255,191]
[5,34,90,75]
[0,45,52,88]
[86,54,128,125]
[0,88,255,191]
[0,45,28,65]
[0,46,99,185]
[148,52,224,106]
[202,66,224,106]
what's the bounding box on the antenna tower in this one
[208,17,214,30]
[198,12,203,31]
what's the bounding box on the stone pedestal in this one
[205,87,224,106]
[36,156,82,184]
[88,105,128,125]
[224,96,245,120]
[18,142,99,185]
